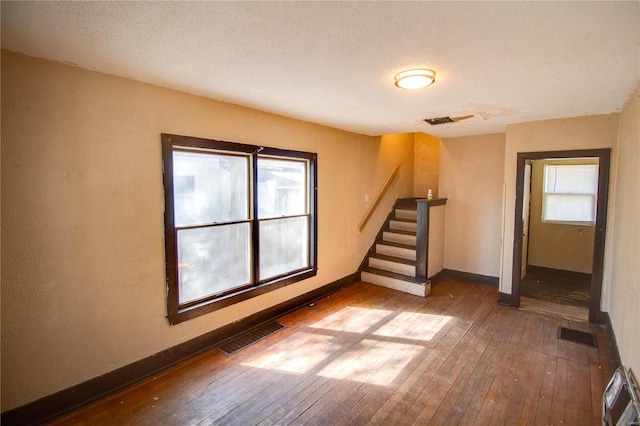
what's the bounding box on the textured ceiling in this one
[2,1,639,138]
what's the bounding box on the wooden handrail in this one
[357,163,402,234]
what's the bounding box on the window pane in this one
[177,223,251,304]
[543,194,596,223]
[173,150,249,227]
[542,163,598,224]
[259,216,309,280]
[174,176,195,217]
[258,158,307,218]
[544,164,598,194]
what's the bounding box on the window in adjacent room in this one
[162,134,317,324]
[542,162,598,225]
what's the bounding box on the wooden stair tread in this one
[390,218,417,223]
[361,267,427,284]
[383,229,416,236]
[368,253,416,266]
[376,241,416,250]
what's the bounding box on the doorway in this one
[511,149,611,324]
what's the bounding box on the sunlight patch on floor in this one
[317,339,419,386]
[372,312,453,341]
[242,332,335,374]
[309,306,394,333]
[242,305,453,385]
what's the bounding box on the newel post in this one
[416,199,429,281]
[416,198,448,282]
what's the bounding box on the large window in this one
[542,162,598,225]
[162,134,317,324]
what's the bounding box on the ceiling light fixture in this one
[394,68,436,89]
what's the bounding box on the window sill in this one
[168,268,317,325]
[541,220,595,226]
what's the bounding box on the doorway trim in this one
[511,148,611,324]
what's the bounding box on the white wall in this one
[439,134,506,278]
[607,84,640,378]
[499,114,619,296]
[0,51,414,410]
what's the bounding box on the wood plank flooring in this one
[520,270,590,308]
[49,280,613,425]
[519,296,589,322]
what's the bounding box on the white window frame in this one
[541,163,598,226]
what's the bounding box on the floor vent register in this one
[218,322,285,355]
[557,326,598,347]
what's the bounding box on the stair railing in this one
[357,163,402,234]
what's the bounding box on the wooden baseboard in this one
[1,273,358,426]
[429,269,499,289]
[442,269,499,288]
[603,312,623,373]
[429,270,446,286]
[526,265,592,282]
[498,292,514,306]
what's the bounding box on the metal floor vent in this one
[557,326,598,347]
[218,322,285,356]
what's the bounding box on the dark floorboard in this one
[521,270,590,308]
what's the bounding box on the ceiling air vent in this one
[423,114,474,125]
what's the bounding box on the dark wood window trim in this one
[162,134,318,325]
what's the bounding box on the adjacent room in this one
[2,2,639,425]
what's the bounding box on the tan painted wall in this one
[0,51,414,410]
[427,205,446,278]
[500,114,619,299]
[527,158,597,274]
[439,134,506,277]
[607,83,640,378]
[413,132,440,198]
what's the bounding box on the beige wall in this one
[427,205,446,278]
[527,158,597,274]
[607,84,640,378]
[500,114,619,299]
[413,132,440,198]
[438,134,506,278]
[0,51,414,410]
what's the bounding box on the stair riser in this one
[376,244,416,260]
[389,220,417,232]
[361,271,430,297]
[383,232,416,245]
[395,209,417,220]
[369,257,415,276]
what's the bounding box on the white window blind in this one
[542,163,598,225]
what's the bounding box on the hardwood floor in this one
[520,270,591,308]
[49,280,613,425]
[519,296,589,322]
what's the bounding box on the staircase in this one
[360,203,431,297]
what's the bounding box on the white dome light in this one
[394,68,436,89]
